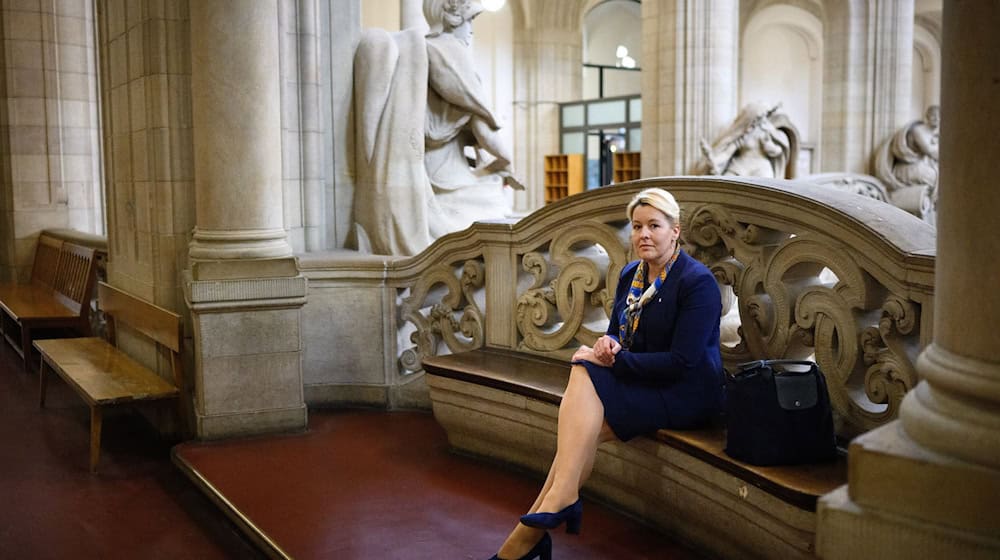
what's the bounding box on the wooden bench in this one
[423,347,847,560]
[0,236,98,370]
[37,282,183,473]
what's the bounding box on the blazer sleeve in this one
[611,270,721,383]
[605,261,638,343]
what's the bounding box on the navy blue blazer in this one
[607,251,725,425]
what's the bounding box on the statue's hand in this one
[500,172,525,191]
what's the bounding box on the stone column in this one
[640,0,738,176]
[188,0,291,261]
[821,0,913,173]
[510,2,583,212]
[186,0,307,438]
[817,3,1000,558]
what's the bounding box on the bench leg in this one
[38,358,49,408]
[20,325,32,372]
[89,406,103,474]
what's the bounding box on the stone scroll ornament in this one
[399,259,485,375]
[683,203,922,437]
[352,0,524,256]
[515,222,629,355]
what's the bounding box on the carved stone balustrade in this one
[299,176,935,439]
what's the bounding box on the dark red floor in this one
[175,410,705,560]
[1,337,703,559]
[0,344,262,559]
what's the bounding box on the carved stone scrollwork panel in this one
[398,259,486,374]
[516,222,628,353]
[680,198,926,436]
[856,295,922,432]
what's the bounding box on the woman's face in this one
[631,204,680,268]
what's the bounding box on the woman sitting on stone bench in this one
[489,188,725,560]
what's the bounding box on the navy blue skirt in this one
[582,362,671,442]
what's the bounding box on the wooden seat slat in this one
[0,287,83,319]
[422,347,847,512]
[34,338,178,405]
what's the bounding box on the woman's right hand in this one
[592,335,622,365]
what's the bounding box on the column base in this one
[186,258,308,439]
[189,227,293,261]
[195,405,308,440]
[816,421,1000,559]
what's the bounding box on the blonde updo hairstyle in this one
[626,188,681,226]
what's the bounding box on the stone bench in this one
[423,346,847,560]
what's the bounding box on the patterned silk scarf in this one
[618,246,682,350]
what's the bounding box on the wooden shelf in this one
[612,151,641,183]
[543,154,585,204]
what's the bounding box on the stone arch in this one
[911,23,941,120]
[581,0,642,98]
[741,3,824,164]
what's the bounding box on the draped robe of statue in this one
[697,102,799,179]
[873,112,940,222]
[353,27,510,256]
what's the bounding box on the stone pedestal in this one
[185,259,307,438]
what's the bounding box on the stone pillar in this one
[189,0,291,261]
[640,0,738,176]
[816,3,1000,558]
[186,0,307,438]
[510,2,583,213]
[821,0,914,173]
[278,0,325,252]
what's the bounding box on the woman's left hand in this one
[572,345,614,368]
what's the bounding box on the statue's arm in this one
[910,124,939,160]
[427,41,500,128]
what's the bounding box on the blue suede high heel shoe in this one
[488,531,552,560]
[519,499,583,534]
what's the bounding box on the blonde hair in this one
[626,188,680,224]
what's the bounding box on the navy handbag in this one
[724,359,838,466]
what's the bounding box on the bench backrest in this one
[31,234,64,288]
[52,243,98,316]
[98,282,183,387]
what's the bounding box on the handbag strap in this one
[736,359,818,375]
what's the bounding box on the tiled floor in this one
[1,338,703,559]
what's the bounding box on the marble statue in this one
[698,102,800,179]
[874,105,940,224]
[353,0,522,256]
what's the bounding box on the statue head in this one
[424,0,484,37]
[925,105,941,128]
